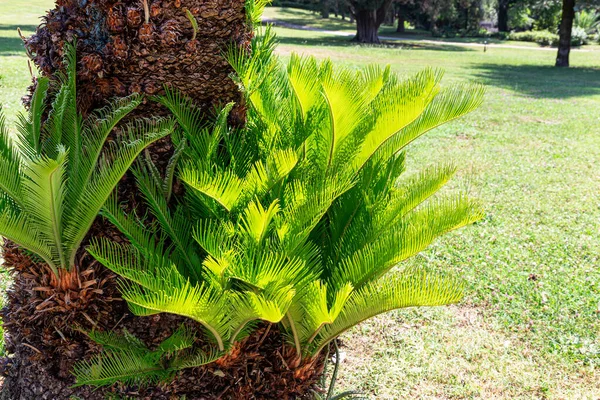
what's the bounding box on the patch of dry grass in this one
[336,306,600,399]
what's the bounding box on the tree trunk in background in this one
[354,9,381,42]
[0,1,321,398]
[352,0,393,43]
[498,0,509,32]
[556,0,575,67]
[321,0,330,18]
[397,9,406,33]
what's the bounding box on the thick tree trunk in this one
[0,0,324,398]
[321,0,330,18]
[556,0,575,67]
[498,1,509,32]
[354,9,381,43]
[351,0,393,43]
[397,10,406,33]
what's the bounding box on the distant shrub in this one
[508,30,558,46]
[490,31,510,40]
[575,10,600,34]
[570,26,588,46]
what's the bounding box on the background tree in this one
[556,0,575,66]
[348,0,395,43]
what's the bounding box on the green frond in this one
[62,117,174,267]
[180,167,243,213]
[246,0,271,25]
[87,239,185,292]
[118,277,229,351]
[133,164,201,281]
[16,76,49,155]
[287,54,321,120]
[238,200,280,244]
[312,268,464,354]
[0,206,55,271]
[372,84,486,164]
[0,109,23,207]
[100,195,167,261]
[158,325,196,353]
[296,281,354,343]
[170,347,223,370]
[21,149,69,270]
[72,350,170,388]
[88,329,148,353]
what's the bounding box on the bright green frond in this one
[373,84,485,163]
[16,76,49,155]
[21,149,68,270]
[238,199,280,244]
[313,268,464,354]
[181,167,244,213]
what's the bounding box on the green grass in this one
[2,2,600,398]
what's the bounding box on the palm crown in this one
[0,43,174,278]
[81,27,485,386]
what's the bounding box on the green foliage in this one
[570,26,589,46]
[87,27,484,386]
[575,10,600,34]
[72,326,221,387]
[246,0,272,25]
[508,30,558,46]
[0,42,173,276]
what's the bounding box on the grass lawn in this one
[2,2,600,399]
[264,7,600,50]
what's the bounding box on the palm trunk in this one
[0,1,322,398]
[556,0,575,67]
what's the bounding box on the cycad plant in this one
[0,42,173,289]
[79,28,485,388]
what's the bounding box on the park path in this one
[263,18,594,52]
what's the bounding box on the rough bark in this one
[351,0,393,43]
[0,0,326,398]
[556,0,575,67]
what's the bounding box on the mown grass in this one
[268,10,600,400]
[1,2,600,398]
[264,7,600,50]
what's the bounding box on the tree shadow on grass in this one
[0,25,37,56]
[0,37,26,56]
[276,33,475,53]
[471,63,600,99]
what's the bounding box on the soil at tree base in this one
[0,0,326,398]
